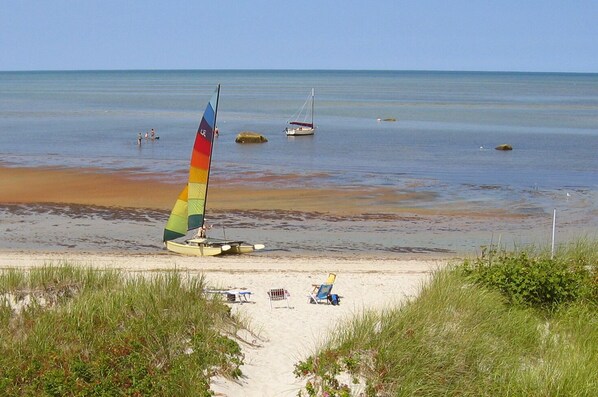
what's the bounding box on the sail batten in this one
[163,86,220,242]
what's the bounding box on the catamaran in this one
[285,88,315,136]
[163,85,264,256]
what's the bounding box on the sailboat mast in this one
[201,84,221,230]
[311,88,315,128]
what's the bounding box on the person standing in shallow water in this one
[137,132,142,145]
[151,128,155,141]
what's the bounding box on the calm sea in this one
[1,70,597,216]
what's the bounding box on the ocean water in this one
[1,70,597,217]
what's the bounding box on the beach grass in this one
[295,240,598,396]
[0,263,246,397]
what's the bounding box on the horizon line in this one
[1,67,597,75]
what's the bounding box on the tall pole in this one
[311,88,315,128]
[551,209,556,259]
[201,84,220,231]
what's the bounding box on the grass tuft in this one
[0,263,246,396]
[295,239,598,396]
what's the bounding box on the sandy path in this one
[0,251,448,396]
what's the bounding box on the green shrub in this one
[460,247,596,310]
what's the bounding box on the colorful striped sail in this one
[163,85,220,242]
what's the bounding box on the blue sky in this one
[1,0,597,72]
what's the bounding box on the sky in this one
[1,0,597,73]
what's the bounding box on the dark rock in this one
[495,144,513,151]
[235,132,268,144]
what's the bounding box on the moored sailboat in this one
[285,88,315,136]
[163,85,264,256]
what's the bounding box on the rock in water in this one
[235,132,268,144]
[495,144,513,151]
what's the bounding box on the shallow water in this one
[1,70,597,253]
[1,70,596,187]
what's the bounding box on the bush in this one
[460,248,596,311]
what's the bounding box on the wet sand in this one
[0,165,523,216]
[0,165,595,256]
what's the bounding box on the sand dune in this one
[0,251,448,397]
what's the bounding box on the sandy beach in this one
[0,251,448,396]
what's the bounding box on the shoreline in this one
[0,248,461,266]
[0,250,454,271]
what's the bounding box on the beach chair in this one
[311,273,336,294]
[228,290,252,303]
[205,289,252,304]
[308,284,333,304]
[267,288,290,309]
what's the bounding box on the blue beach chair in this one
[309,283,333,304]
[311,273,336,295]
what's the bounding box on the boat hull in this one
[285,127,315,136]
[165,240,265,257]
[225,242,264,255]
[165,240,228,256]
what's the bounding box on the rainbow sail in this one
[163,85,220,242]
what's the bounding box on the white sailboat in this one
[285,88,315,136]
[163,85,265,256]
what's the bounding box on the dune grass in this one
[295,240,598,396]
[0,263,246,397]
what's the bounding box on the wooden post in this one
[551,209,556,259]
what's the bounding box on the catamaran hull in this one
[165,240,265,257]
[225,242,264,255]
[165,241,227,256]
[285,127,315,136]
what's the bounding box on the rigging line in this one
[287,92,312,123]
